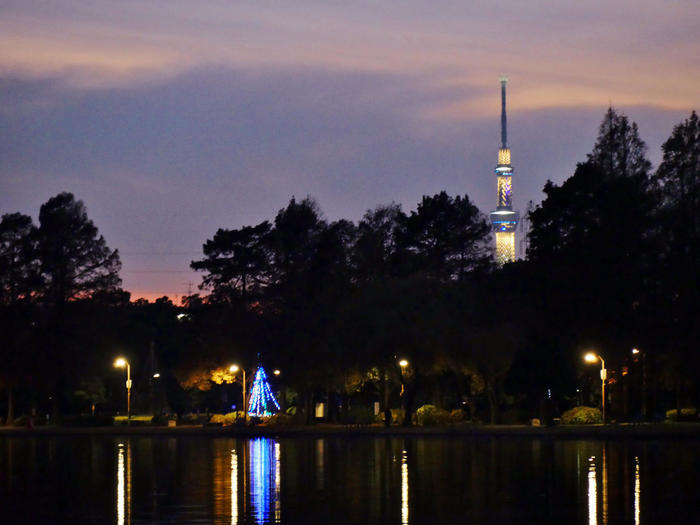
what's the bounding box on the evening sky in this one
[1,1,697,300]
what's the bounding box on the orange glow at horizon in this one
[128,291,186,305]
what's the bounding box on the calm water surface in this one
[0,435,697,524]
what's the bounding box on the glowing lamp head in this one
[584,353,598,363]
[153,372,161,378]
[273,369,281,376]
[229,364,240,373]
[114,357,127,368]
[399,359,409,368]
[632,348,640,355]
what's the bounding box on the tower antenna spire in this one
[500,76,508,149]
[490,76,519,265]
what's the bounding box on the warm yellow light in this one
[152,372,160,378]
[114,357,127,368]
[495,232,515,264]
[584,353,598,363]
[273,369,281,376]
[399,359,408,368]
[498,148,511,165]
[632,348,640,355]
[229,364,239,373]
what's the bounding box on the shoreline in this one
[1,422,698,439]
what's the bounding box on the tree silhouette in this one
[353,203,406,281]
[0,213,41,424]
[0,213,40,305]
[651,111,700,412]
[587,107,652,179]
[191,221,272,304]
[527,109,655,410]
[38,192,121,305]
[401,191,492,279]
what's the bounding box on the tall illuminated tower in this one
[489,77,519,264]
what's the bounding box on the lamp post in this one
[398,359,408,395]
[398,359,410,426]
[632,348,648,421]
[585,353,606,424]
[229,365,247,422]
[114,357,132,423]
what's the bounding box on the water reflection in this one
[316,439,325,490]
[249,438,280,524]
[4,436,691,524]
[274,442,281,522]
[587,448,641,525]
[231,449,238,525]
[117,442,132,525]
[634,456,640,525]
[588,456,597,525]
[601,445,608,525]
[401,449,409,525]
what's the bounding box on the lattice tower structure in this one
[489,77,519,264]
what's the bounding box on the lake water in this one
[0,435,697,524]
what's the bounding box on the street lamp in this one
[273,369,281,376]
[398,359,410,426]
[632,348,648,420]
[584,352,606,424]
[229,364,247,422]
[114,357,132,423]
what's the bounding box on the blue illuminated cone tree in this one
[247,367,280,417]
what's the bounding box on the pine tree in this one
[587,107,652,178]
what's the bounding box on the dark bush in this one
[560,406,602,424]
[416,405,450,426]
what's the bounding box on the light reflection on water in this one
[634,456,640,525]
[588,456,597,525]
[401,449,409,525]
[121,438,649,525]
[249,437,280,523]
[116,442,131,525]
[2,436,695,523]
[231,449,237,525]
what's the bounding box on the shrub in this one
[449,409,467,423]
[113,415,154,425]
[416,405,450,426]
[265,411,294,425]
[209,411,246,426]
[665,407,698,421]
[560,406,602,424]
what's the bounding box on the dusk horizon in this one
[2,1,697,300]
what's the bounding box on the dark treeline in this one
[1,108,698,425]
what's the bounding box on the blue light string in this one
[248,367,281,417]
